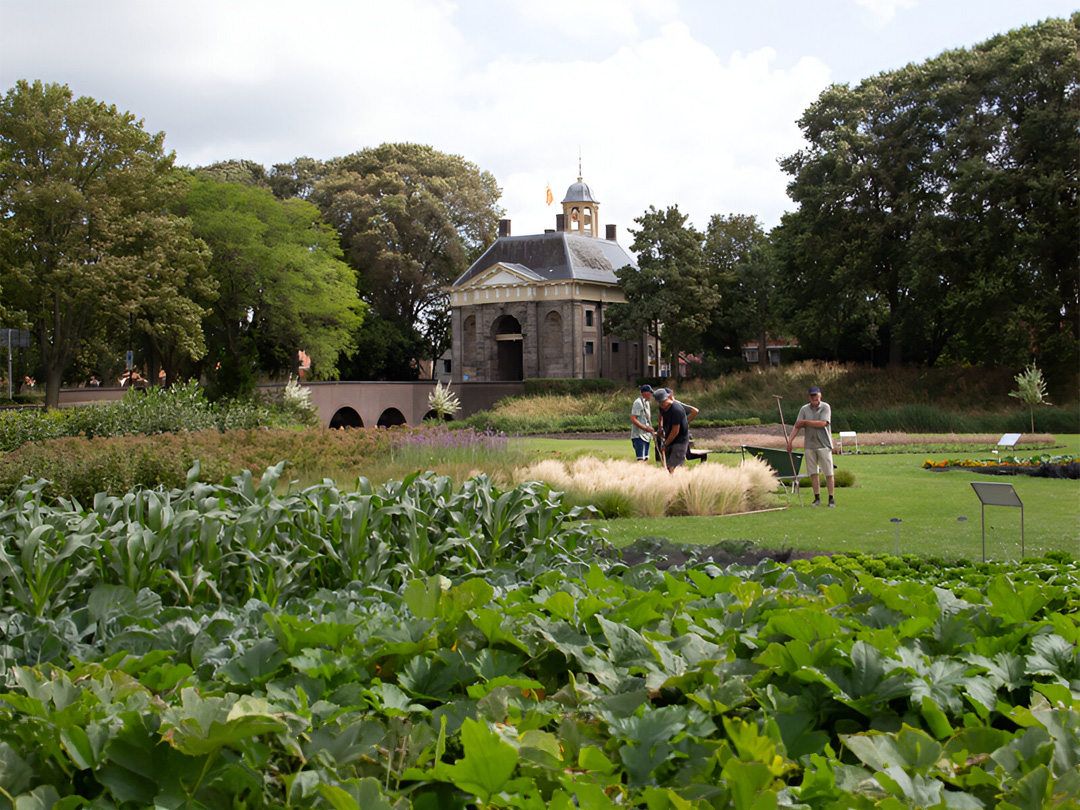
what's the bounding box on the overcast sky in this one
[2,0,1075,241]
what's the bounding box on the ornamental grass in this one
[513,456,777,518]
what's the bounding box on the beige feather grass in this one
[513,456,777,517]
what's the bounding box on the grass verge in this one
[590,434,1080,560]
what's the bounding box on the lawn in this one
[520,434,1080,560]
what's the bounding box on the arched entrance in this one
[377,407,407,428]
[329,407,363,429]
[493,315,523,382]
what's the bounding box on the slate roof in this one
[453,232,638,287]
[562,180,599,204]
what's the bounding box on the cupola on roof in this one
[561,178,599,204]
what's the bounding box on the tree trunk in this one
[44,366,63,410]
[888,329,903,366]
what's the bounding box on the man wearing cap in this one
[630,385,656,462]
[655,388,699,462]
[787,386,836,506]
[655,389,690,471]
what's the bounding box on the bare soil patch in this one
[534,426,1058,452]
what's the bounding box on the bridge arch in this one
[377,407,407,428]
[329,406,363,429]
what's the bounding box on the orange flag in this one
[545,185,553,206]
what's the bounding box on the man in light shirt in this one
[786,386,836,507]
[630,385,656,462]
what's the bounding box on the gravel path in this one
[532,424,789,442]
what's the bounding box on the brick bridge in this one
[301,381,523,428]
[57,381,525,429]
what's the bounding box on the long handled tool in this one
[774,395,803,506]
[656,417,667,470]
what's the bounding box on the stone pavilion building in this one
[447,178,657,382]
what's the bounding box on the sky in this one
[1,0,1075,242]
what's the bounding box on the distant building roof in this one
[561,179,599,204]
[452,231,637,287]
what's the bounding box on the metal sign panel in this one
[0,330,30,348]
[970,481,1023,507]
[970,481,1024,561]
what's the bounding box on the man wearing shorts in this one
[630,385,656,462]
[786,386,836,506]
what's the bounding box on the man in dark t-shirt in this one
[655,389,689,471]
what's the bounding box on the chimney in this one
[555,213,567,232]
[606,224,617,241]
[498,219,511,238]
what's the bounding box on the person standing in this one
[787,386,835,506]
[630,385,656,462]
[655,389,690,471]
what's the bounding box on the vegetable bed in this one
[0,467,1077,809]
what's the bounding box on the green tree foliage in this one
[173,176,364,397]
[701,214,769,363]
[267,156,323,201]
[731,243,786,370]
[337,314,424,381]
[195,159,270,188]
[0,80,212,407]
[605,205,719,374]
[309,143,502,378]
[775,16,1079,376]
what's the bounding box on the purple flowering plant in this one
[389,423,516,469]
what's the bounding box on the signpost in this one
[0,330,31,400]
[970,481,1024,562]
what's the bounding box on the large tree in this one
[309,143,501,378]
[775,16,1079,376]
[701,213,768,361]
[731,243,787,370]
[605,205,719,375]
[0,80,212,407]
[174,176,364,397]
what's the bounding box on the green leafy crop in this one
[0,471,1077,808]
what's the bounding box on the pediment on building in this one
[456,262,543,289]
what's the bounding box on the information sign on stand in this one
[996,433,1022,451]
[970,481,1023,562]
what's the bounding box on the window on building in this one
[442,359,452,373]
[585,310,594,327]
[612,342,619,353]
[584,341,594,355]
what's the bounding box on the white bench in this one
[838,430,858,454]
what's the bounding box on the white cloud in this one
[5,0,1068,242]
[440,21,829,234]
[502,0,679,43]
[856,0,918,26]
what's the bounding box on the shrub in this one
[0,427,397,500]
[524,378,619,395]
[467,362,1079,436]
[0,382,323,452]
[796,466,856,488]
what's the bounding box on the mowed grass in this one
[518,434,1080,560]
